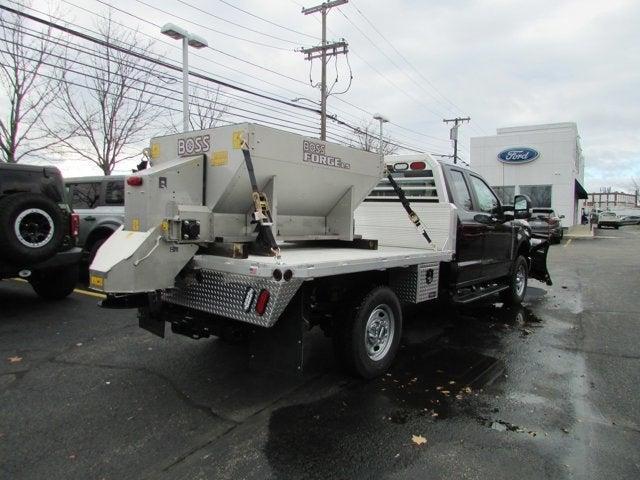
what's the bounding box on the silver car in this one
[65,176,125,263]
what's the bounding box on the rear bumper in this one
[0,248,82,277]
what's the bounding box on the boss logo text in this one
[302,140,350,170]
[177,134,211,157]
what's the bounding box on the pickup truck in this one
[65,175,125,265]
[89,124,551,378]
[0,163,81,299]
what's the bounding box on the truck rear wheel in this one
[500,255,528,306]
[333,286,402,379]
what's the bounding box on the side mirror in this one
[559,214,565,219]
[513,194,531,219]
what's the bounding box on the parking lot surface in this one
[1,226,639,479]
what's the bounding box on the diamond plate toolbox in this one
[389,263,439,303]
[162,269,303,327]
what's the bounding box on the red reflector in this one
[127,176,143,186]
[70,213,80,237]
[255,289,270,316]
[410,161,426,170]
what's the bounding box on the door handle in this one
[84,216,96,221]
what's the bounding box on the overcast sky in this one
[12,0,640,192]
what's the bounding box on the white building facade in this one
[470,122,587,227]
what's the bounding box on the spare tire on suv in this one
[0,192,65,264]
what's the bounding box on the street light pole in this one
[161,23,208,133]
[182,36,189,132]
[373,113,389,161]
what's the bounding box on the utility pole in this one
[443,116,470,164]
[301,0,349,141]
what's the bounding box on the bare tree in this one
[50,14,165,175]
[353,120,398,155]
[0,4,67,163]
[165,84,230,133]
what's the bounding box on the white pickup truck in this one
[90,123,551,378]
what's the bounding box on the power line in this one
[2,3,447,154]
[349,0,488,136]
[128,0,293,51]
[214,0,320,41]
[92,0,310,86]
[0,27,325,134]
[174,0,301,45]
[0,4,323,115]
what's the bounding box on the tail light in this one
[127,176,143,186]
[255,289,270,316]
[70,213,80,237]
[410,161,426,170]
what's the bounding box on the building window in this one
[492,186,515,205]
[519,185,552,208]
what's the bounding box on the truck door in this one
[446,169,485,285]
[467,175,512,279]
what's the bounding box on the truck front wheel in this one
[333,286,402,379]
[500,255,528,306]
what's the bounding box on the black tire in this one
[615,226,619,230]
[0,193,65,264]
[500,255,528,306]
[29,264,79,300]
[87,237,107,266]
[333,286,403,379]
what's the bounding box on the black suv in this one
[0,163,82,299]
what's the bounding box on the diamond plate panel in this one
[162,270,303,327]
[390,263,439,303]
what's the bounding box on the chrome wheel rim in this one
[365,304,395,361]
[515,263,527,297]
[14,208,54,248]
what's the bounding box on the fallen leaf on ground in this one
[411,434,427,446]
[7,356,22,364]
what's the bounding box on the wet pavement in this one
[1,226,639,479]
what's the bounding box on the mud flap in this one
[248,292,306,374]
[529,238,553,286]
[137,293,165,338]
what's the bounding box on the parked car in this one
[597,212,620,229]
[529,208,564,243]
[65,176,125,265]
[0,163,81,300]
[619,215,640,225]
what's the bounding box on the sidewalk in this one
[564,224,595,239]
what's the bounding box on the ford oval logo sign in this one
[497,147,539,164]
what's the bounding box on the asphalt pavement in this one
[1,226,639,479]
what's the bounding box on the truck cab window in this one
[449,170,473,211]
[470,175,500,213]
[70,182,101,209]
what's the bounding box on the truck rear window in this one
[366,170,438,202]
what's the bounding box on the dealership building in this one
[470,122,588,227]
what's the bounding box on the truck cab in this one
[360,155,551,303]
